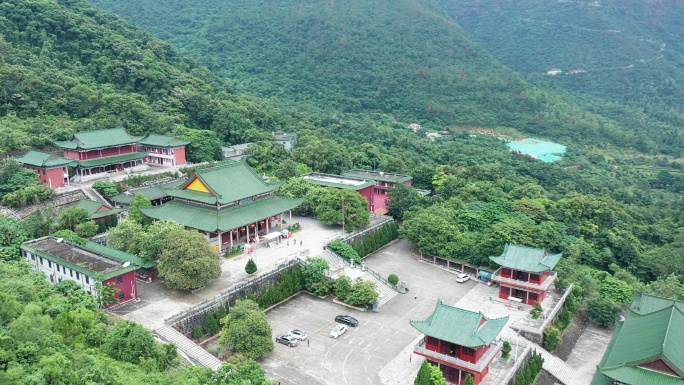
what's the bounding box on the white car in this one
[455,273,470,283]
[289,329,308,340]
[330,324,348,338]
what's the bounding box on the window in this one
[40,257,43,265]
[76,272,80,280]
[70,269,73,278]
[85,276,89,284]
[118,292,125,300]
[117,277,123,284]
[462,347,475,357]
[48,260,52,268]
[427,336,439,347]
[30,254,35,261]
[50,275,54,283]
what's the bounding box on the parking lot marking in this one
[348,337,355,344]
[342,349,353,385]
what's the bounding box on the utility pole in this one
[341,195,345,234]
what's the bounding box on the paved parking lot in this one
[261,239,478,385]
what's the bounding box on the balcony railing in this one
[414,339,502,373]
[147,152,175,159]
[492,269,557,292]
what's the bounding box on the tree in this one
[52,229,85,245]
[334,275,352,301]
[0,218,29,260]
[464,374,475,385]
[388,273,399,286]
[75,220,99,238]
[219,299,273,358]
[388,183,422,220]
[0,158,38,197]
[301,257,331,296]
[158,230,221,290]
[543,325,562,351]
[314,188,370,231]
[215,354,275,385]
[204,312,219,336]
[102,321,157,364]
[138,220,183,263]
[589,296,620,327]
[92,181,120,198]
[96,282,121,309]
[176,127,224,163]
[346,277,379,307]
[599,276,634,305]
[128,194,152,225]
[245,258,257,275]
[414,360,446,385]
[58,206,90,231]
[294,137,352,174]
[193,324,203,341]
[645,273,684,300]
[107,219,144,255]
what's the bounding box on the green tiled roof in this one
[75,199,123,220]
[16,151,75,168]
[140,196,303,233]
[138,134,190,148]
[76,152,148,168]
[21,237,139,280]
[54,128,142,150]
[83,240,155,269]
[593,293,684,385]
[410,300,509,348]
[182,162,279,205]
[110,179,186,204]
[164,188,218,205]
[489,244,561,273]
[302,173,376,190]
[343,169,413,183]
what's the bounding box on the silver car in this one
[276,334,299,347]
[289,329,308,340]
[455,273,470,283]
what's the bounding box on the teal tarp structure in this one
[478,270,493,281]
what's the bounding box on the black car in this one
[335,315,359,327]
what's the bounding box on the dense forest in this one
[434,0,684,155]
[87,0,676,152]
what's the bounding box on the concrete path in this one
[527,341,574,385]
[566,323,614,385]
[155,325,222,371]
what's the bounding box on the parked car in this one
[455,273,470,283]
[289,329,308,340]
[330,324,348,338]
[276,334,299,347]
[335,315,359,327]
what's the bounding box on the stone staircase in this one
[362,269,400,307]
[313,250,347,278]
[154,325,223,371]
[81,186,109,206]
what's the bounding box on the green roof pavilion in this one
[54,128,142,150]
[489,244,561,273]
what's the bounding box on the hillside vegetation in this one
[434,0,684,154]
[88,0,660,150]
[0,0,295,155]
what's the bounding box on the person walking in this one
[307,339,310,347]
[300,240,303,247]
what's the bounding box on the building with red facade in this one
[21,236,143,308]
[138,134,189,166]
[15,151,75,188]
[302,172,378,211]
[411,300,509,384]
[342,169,412,214]
[490,244,562,306]
[52,128,188,181]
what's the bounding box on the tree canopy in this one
[219,299,274,359]
[158,230,222,290]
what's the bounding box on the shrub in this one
[350,222,399,258]
[328,240,361,265]
[92,181,120,198]
[530,302,542,319]
[543,325,562,351]
[256,265,304,309]
[217,304,227,320]
[334,275,353,301]
[501,340,511,359]
[589,296,620,327]
[245,258,257,275]
[388,273,399,286]
[205,313,219,336]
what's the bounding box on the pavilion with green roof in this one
[490,244,562,306]
[591,293,684,385]
[140,161,303,251]
[15,150,75,188]
[75,199,123,222]
[411,299,509,384]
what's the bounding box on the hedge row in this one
[515,350,544,385]
[350,222,399,258]
[328,240,362,265]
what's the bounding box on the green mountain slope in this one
[434,0,684,153]
[0,0,291,155]
[88,0,660,150]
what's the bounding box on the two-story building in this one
[139,161,303,251]
[411,300,509,384]
[342,169,412,214]
[15,151,75,188]
[490,244,562,306]
[138,134,189,167]
[21,236,141,308]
